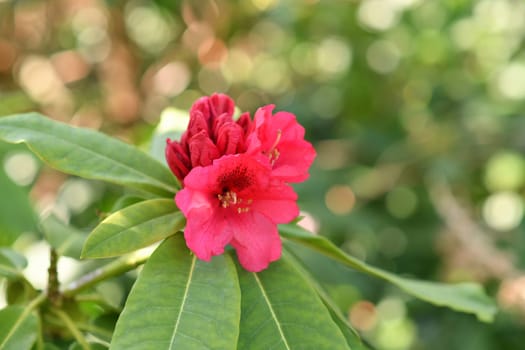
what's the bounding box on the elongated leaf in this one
[0,249,27,279]
[0,306,38,350]
[0,113,178,196]
[236,254,350,350]
[280,224,497,322]
[41,215,86,259]
[110,235,241,350]
[284,248,367,349]
[82,199,184,258]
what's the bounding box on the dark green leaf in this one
[280,224,497,322]
[82,199,184,259]
[110,235,241,350]
[0,306,38,350]
[0,248,27,279]
[41,215,87,259]
[236,254,350,350]
[0,113,178,196]
[284,247,367,349]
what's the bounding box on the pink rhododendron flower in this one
[247,105,316,182]
[166,93,316,271]
[165,94,252,181]
[175,154,299,272]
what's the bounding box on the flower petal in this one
[250,180,299,223]
[230,212,281,272]
[183,207,233,261]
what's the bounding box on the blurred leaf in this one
[111,235,240,349]
[0,248,27,279]
[0,113,178,196]
[0,306,38,350]
[236,254,350,350]
[69,342,108,350]
[0,165,37,246]
[280,224,497,322]
[82,199,184,259]
[41,215,86,259]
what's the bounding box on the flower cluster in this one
[166,94,315,272]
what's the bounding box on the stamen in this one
[218,191,252,214]
[267,129,282,164]
[269,129,282,152]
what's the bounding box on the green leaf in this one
[41,215,87,259]
[0,113,178,196]
[284,247,367,349]
[110,235,240,350]
[0,306,38,350]
[0,248,27,279]
[280,224,497,322]
[0,162,37,246]
[236,254,350,350]
[82,199,184,259]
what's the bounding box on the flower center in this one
[217,191,253,213]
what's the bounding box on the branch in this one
[61,250,151,297]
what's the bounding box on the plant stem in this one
[52,309,91,350]
[47,248,61,306]
[62,250,151,297]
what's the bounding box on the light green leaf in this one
[0,163,37,246]
[0,113,178,196]
[41,215,86,259]
[82,199,184,259]
[0,248,27,279]
[0,306,38,350]
[110,235,240,350]
[280,224,497,322]
[236,254,350,350]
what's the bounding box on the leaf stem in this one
[52,309,91,350]
[62,250,150,297]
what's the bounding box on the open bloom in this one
[165,94,252,181]
[167,93,316,271]
[175,154,299,272]
[247,105,316,182]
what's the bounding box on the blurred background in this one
[1,0,525,349]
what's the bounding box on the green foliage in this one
[0,249,27,280]
[0,113,178,197]
[280,224,497,322]
[111,235,240,350]
[0,114,497,349]
[41,215,87,259]
[0,305,39,350]
[81,199,184,258]
[236,254,350,349]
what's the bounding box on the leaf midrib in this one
[2,121,177,194]
[169,255,196,349]
[0,307,32,348]
[253,273,291,350]
[85,210,181,257]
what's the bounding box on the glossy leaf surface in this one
[82,199,184,258]
[110,235,240,350]
[0,113,178,196]
[236,254,350,350]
